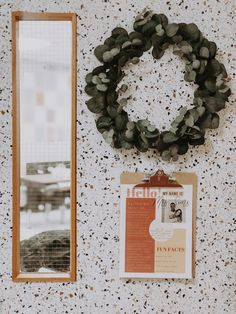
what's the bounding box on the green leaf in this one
[141,133,149,144]
[152,14,168,27]
[205,96,225,113]
[151,33,164,47]
[171,113,184,128]
[162,132,178,143]
[94,44,109,62]
[161,150,171,161]
[219,85,230,93]
[188,108,199,122]
[145,130,159,139]
[101,78,110,84]
[198,59,207,74]
[85,73,93,84]
[188,53,197,61]
[122,41,132,49]
[136,119,150,132]
[192,60,200,69]
[104,36,115,47]
[211,113,219,129]
[106,90,118,105]
[115,34,130,45]
[121,141,133,149]
[179,106,188,116]
[198,113,212,129]
[171,115,182,126]
[92,75,101,85]
[118,54,129,67]
[127,121,135,130]
[220,63,228,78]
[204,79,216,93]
[140,133,149,145]
[192,125,201,131]
[219,85,231,100]
[86,97,105,113]
[179,41,193,54]
[194,97,203,106]
[209,41,217,58]
[188,130,203,140]
[196,106,205,117]
[127,48,143,59]
[155,24,164,36]
[172,35,183,43]
[92,65,107,75]
[179,124,188,136]
[120,84,128,92]
[96,116,113,132]
[140,120,150,127]
[156,28,165,37]
[132,38,143,46]
[185,23,200,41]
[115,113,128,131]
[102,129,115,145]
[112,27,128,38]
[119,98,127,107]
[96,84,108,92]
[136,17,149,27]
[125,129,134,139]
[184,70,196,82]
[161,42,170,50]
[185,63,193,72]
[129,31,145,41]
[173,46,183,57]
[136,136,149,152]
[107,105,118,118]
[85,85,100,97]
[165,23,179,37]
[169,144,179,156]
[131,57,140,64]
[155,24,162,32]
[142,20,157,35]
[172,155,179,162]
[208,59,221,76]
[199,47,209,59]
[185,114,194,127]
[188,136,205,146]
[177,141,189,155]
[98,72,106,79]
[147,125,156,132]
[110,47,120,57]
[143,38,152,51]
[152,46,164,59]
[102,51,113,63]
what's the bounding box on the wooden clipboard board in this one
[120,170,197,278]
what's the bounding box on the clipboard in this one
[119,170,197,279]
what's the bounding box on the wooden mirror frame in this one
[12,12,77,282]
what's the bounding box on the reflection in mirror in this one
[12,13,76,281]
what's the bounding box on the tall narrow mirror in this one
[12,12,76,282]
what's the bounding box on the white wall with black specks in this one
[0,0,235,313]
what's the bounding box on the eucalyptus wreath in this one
[85,10,231,161]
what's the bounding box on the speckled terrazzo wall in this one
[0,0,235,313]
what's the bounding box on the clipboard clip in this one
[135,169,183,188]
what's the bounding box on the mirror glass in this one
[18,20,72,274]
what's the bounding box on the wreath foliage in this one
[85,10,231,161]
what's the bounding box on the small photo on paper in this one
[161,199,187,223]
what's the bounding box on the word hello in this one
[127,188,159,198]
